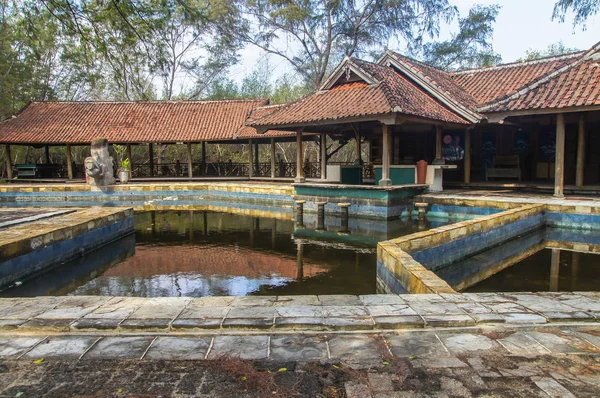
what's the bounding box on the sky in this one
[226,0,600,85]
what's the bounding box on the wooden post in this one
[464,128,471,184]
[435,125,443,161]
[355,131,361,162]
[321,133,327,180]
[4,144,12,180]
[379,124,392,186]
[148,143,154,177]
[126,144,132,173]
[254,142,259,174]
[201,141,206,176]
[66,144,73,180]
[270,138,276,179]
[187,142,193,178]
[295,130,305,183]
[248,139,254,178]
[576,114,586,187]
[554,114,565,197]
[44,145,51,164]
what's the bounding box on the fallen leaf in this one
[15,392,24,397]
[408,356,415,360]
[34,358,44,365]
[117,389,123,393]
[241,376,247,381]
[382,361,389,365]
[278,368,287,372]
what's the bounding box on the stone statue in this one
[85,138,115,188]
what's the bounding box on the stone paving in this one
[0,293,599,396]
[1,292,599,333]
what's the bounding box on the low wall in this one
[377,204,546,294]
[293,183,428,220]
[0,208,134,289]
[0,182,295,212]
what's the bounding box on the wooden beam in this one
[201,141,206,176]
[126,144,132,172]
[66,144,73,180]
[295,130,305,183]
[187,142,193,178]
[379,124,392,186]
[576,114,586,187]
[321,133,327,180]
[464,128,471,184]
[355,130,361,161]
[44,145,51,164]
[435,125,443,161]
[270,138,276,179]
[4,144,12,180]
[554,114,565,197]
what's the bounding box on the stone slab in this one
[0,337,44,358]
[84,336,155,359]
[269,335,328,361]
[385,333,450,358]
[144,337,211,360]
[23,336,98,359]
[207,336,269,360]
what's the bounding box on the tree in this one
[519,41,580,61]
[236,0,458,89]
[553,0,600,29]
[420,4,501,71]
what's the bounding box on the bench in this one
[485,156,521,181]
[15,164,59,178]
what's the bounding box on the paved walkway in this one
[422,190,600,208]
[1,293,599,396]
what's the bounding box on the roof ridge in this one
[29,99,269,104]
[451,51,584,76]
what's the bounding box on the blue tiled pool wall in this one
[376,261,409,294]
[296,197,414,220]
[546,212,600,231]
[0,216,134,289]
[422,204,504,220]
[545,227,600,246]
[434,229,546,288]
[411,213,546,270]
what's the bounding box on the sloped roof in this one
[248,58,469,128]
[0,99,268,144]
[234,104,297,139]
[451,52,584,106]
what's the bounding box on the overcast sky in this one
[226,0,600,84]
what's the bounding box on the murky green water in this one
[2,211,435,297]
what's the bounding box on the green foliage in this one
[121,158,130,170]
[420,4,502,71]
[553,0,600,29]
[518,41,581,61]
[237,0,458,88]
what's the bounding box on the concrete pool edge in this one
[0,292,598,335]
[0,208,134,289]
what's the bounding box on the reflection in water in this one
[3,211,432,298]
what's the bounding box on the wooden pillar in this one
[464,128,471,184]
[550,248,560,292]
[295,130,305,183]
[270,138,276,179]
[554,114,565,197]
[379,124,392,186]
[571,252,580,291]
[355,131,361,162]
[254,142,259,174]
[296,242,304,280]
[201,141,206,176]
[248,139,254,178]
[435,125,443,161]
[44,145,51,164]
[4,144,12,180]
[66,144,73,180]
[148,143,154,177]
[576,114,586,187]
[126,144,132,172]
[321,133,327,180]
[187,142,193,178]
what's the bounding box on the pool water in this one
[465,248,600,293]
[1,211,435,297]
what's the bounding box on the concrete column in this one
[270,138,276,179]
[295,130,305,183]
[126,144,132,172]
[320,133,327,180]
[464,128,471,184]
[66,144,73,180]
[248,139,254,178]
[554,114,565,197]
[576,114,586,187]
[435,125,443,161]
[4,144,12,180]
[187,143,193,178]
[44,145,51,164]
[148,143,154,177]
[550,248,560,292]
[379,124,392,186]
